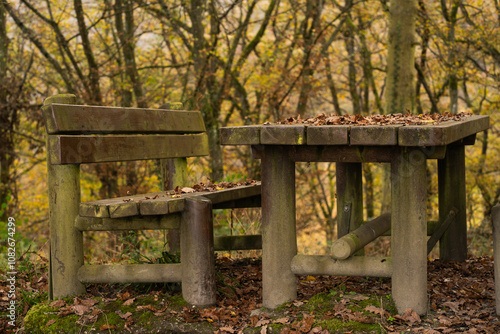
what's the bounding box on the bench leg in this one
[492,205,500,316]
[180,197,216,307]
[48,164,85,299]
[391,148,427,315]
[438,145,467,261]
[261,146,297,308]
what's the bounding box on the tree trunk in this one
[385,0,417,114]
[74,0,102,104]
[382,0,418,213]
[0,1,14,221]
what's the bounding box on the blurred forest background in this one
[0,0,499,268]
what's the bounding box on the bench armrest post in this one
[45,94,86,299]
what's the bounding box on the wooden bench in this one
[43,94,261,306]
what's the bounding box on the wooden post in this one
[180,197,216,307]
[44,94,85,299]
[331,213,391,260]
[336,163,363,239]
[261,146,297,308]
[160,102,187,254]
[391,148,427,315]
[438,145,467,261]
[492,205,500,316]
[161,158,188,253]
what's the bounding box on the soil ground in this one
[1,256,499,333]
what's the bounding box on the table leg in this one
[438,145,467,261]
[336,162,363,238]
[261,146,297,308]
[391,148,427,315]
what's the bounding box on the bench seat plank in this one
[43,103,205,134]
[75,214,181,231]
[48,134,209,164]
[79,183,262,218]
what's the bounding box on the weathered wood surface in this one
[427,208,457,255]
[78,264,182,283]
[306,126,349,145]
[79,183,261,218]
[261,125,306,145]
[291,254,392,277]
[438,146,467,261]
[398,115,489,146]
[45,95,86,299]
[48,134,209,164]
[180,197,216,306]
[220,116,489,147]
[492,204,500,316]
[42,103,205,134]
[331,213,391,260]
[220,126,261,145]
[391,148,428,315]
[252,145,446,163]
[350,125,399,145]
[75,214,181,231]
[336,163,363,239]
[261,146,297,309]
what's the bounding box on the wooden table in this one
[220,115,489,314]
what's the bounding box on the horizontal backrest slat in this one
[43,104,206,134]
[48,134,209,164]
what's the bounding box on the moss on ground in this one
[23,287,396,333]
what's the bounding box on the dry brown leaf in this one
[49,299,65,308]
[99,324,117,330]
[122,298,135,306]
[46,319,56,327]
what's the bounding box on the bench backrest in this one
[42,97,209,165]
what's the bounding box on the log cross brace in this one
[426,208,457,255]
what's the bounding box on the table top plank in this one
[221,115,489,147]
[260,125,306,145]
[398,115,489,146]
[306,126,349,145]
[350,125,400,146]
[220,126,261,145]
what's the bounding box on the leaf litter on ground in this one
[1,256,500,333]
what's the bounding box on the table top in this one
[220,115,489,147]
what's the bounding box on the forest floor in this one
[1,255,499,333]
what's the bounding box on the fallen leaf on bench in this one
[181,187,196,193]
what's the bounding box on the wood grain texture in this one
[75,214,181,231]
[78,263,183,283]
[79,183,261,218]
[49,133,209,164]
[398,115,489,146]
[220,126,261,145]
[350,125,400,145]
[43,103,205,134]
[306,126,348,145]
[260,125,306,145]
